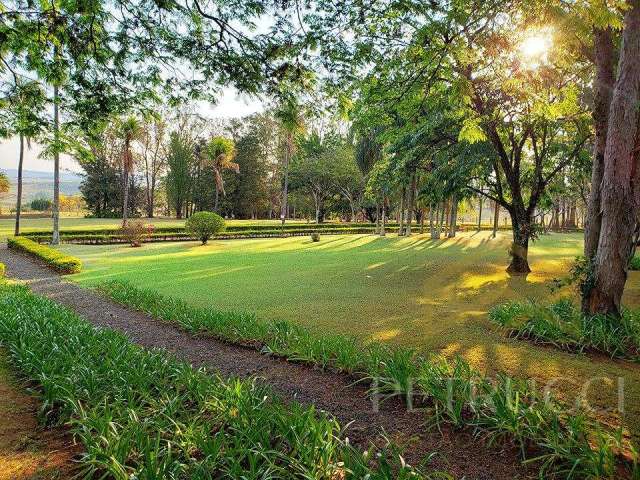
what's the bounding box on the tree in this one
[118,117,143,224]
[140,115,167,217]
[0,80,46,235]
[289,134,337,223]
[206,136,238,212]
[165,133,194,219]
[583,0,640,316]
[0,172,9,212]
[275,98,305,225]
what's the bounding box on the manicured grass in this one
[62,231,640,446]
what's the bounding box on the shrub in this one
[30,197,52,211]
[7,236,82,274]
[0,262,4,277]
[311,232,321,242]
[120,219,154,247]
[630,256,640,271]
[0,283,433,479]
[489,299,640,360]
[185,211,225,244]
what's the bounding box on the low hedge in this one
[7,236,82,274]
[0,263,4,277]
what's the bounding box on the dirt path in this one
[0,353,79,480]
[1,245,530,479]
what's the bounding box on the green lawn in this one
[62,231,640,442]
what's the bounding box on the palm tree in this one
[206,136,238,212]
[275,99,304,226]
[118,116,142,224]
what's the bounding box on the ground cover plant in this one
[489,300,640,361]
[96,277,638,478]
[0,282,439,479]
[8,236,82,273]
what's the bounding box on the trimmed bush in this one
[7,236,82,274]
[630,256,640,271]
[0,283,433,479]
[0,262,4,277]
[185,211,226,244]
[311,232,321,242]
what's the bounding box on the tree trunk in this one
[398,185,406,236]
[437,200,446,237]
[406,173,416,236]
[281,135,291,226]
[375,202,381,234]
[507,211,532,274]
[420,208,425,234]
[122,169,130,224]
[448,194,458,238]
[584,27,616,261]
[380,198,387,236]
[587,0,640,316]
[492,201,499,238]
[51,83,60,245]
[429,203,436,239]
[14,133,24,236]
[477,195,483,231]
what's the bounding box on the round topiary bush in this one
[186,211,225,245]
[310,232,320,242]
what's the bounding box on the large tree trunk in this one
[448,194,458,238]
[14,133,24,236]
[507,210,532,274]
[584,27,616,261]
[375,202,381,234]
[587,0,640,316]
[51,83,60,245]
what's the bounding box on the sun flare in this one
[518,31,552,69]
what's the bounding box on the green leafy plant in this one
[7,236,81,274]
[489,299,640,360]
[311,232,321,242]
[96,279,637,478]
[0,283,440,479]
[185,211,225,244]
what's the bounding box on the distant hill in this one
[0,169,82,210]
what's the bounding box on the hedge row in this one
[7,236,82,274]
[25,227,382,245]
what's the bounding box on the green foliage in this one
[0,263,5,278]
[165,133,194,218]
[630,256,640,271]
[97,279,635,478]
[29,197,52,211]
[310,232,320,242]
[0,283,437,479]
[7,236,81,274]
[185,211,225,244]
[489,300,640,360]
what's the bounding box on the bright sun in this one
[519,32,552,69]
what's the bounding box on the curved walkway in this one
[0,245,529,480]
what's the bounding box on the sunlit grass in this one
[61,231,640,444]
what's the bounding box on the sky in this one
[0,87,264,174]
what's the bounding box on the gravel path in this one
[0,245,530,479]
